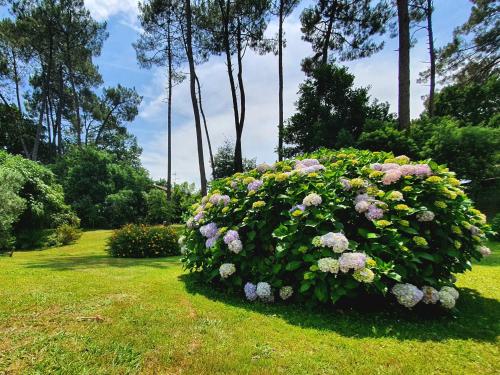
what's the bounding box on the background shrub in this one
[107,224,179,258]
[53,224,82,246]
[182,148,492,310]
[0,150,78,252]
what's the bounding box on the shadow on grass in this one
[23,254,182,271]
[180,273,499,343]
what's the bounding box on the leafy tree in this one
[0,167,26,252]
[300,0,390,70]
[433,75,499,125]
[437,0,499,83]
[145,188,175,224]
[414,117,500,191]
[283,64,392,156]
[52,146,151,228]
[212,140,256,179]
[0,149,78,251]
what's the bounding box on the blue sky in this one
[62,2,476,184]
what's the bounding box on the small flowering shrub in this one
[182,148,492,309]
[107,224,179,258]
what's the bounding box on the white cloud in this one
[84,0,138,23]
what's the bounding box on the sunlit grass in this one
[1,231,498,374]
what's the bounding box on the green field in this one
[1,230,498,374]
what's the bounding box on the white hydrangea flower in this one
[391,283,423,308]
[353,268,374,283]
[256,282,272,300]
[279,286,293,300]
[318,257,340,273]
[440,286,459,300]
[438,291,456,309]
[320,232,349,253]
[302,193,322,207]
[477,245,491,256]
[219,263,236,279]
[256,163,272,173]
[228,239,243,254]
[421,286,439,304]
[355,200,371,213]
[416,211,435,222]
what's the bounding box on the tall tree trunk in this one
[167,16,173,200]
[33,30,54,161]
[218,0,242,172]
[32,97,46,161]
[11,48,29,158]
[397,0,410,129]
[235,19,245,173]
[426,0,436,117]
[278,1,284,161]
[321,3,336,66]
[185,0,207,195]
[68,65,82,145]
[56,67,64,155]
[196,74,214,177]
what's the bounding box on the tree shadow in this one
[24,254,182,271]
[180,273,499,343]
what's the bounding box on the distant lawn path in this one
[0,230,498,374]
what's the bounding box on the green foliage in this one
[415,118,500,190]
[145,189,174,225]
[433,75,500,125]
[357,120,415,156]
[0,167,26,251]
[182,148,492,307]
[53,224,82,246]
[52,146,150,228]
[491,214,500,240]
[107,224,179,258]
[283,64,393,156]
[436,0,499,83]
[0,150,77,251]
[357,117,500,194]
[300,0,390,67]
[212,140,256,179]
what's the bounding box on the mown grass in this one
[0,230,498,374]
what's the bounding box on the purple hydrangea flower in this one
[205,236,219,248]
[365,205,384,221]
[194,211,204,222]
[380,163,400,172]
[247,180,263,191]
[200,222,218,238]
[244,282,257,301]
[339,252,366,272]
[289,204,306,213]
[414,164,432,176]
[223,230,240,244]
[340,178,351,190]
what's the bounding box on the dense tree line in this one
[0,0,142,162]
[1,0,498,237]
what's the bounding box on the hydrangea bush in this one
[181,148,492,309]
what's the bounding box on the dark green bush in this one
[107,224,179,258]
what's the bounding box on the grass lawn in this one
[1,231,499,374]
